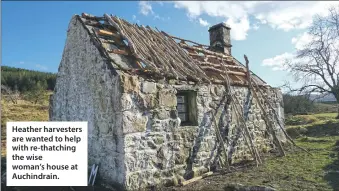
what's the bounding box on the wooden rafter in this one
[178,43,233,61]
[164,32,210,48]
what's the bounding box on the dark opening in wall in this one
[176,91,198,126]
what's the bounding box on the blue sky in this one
[2,1,338,87]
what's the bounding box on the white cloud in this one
[165,1,339,40]
[139,1,153,16]
[198,18,209,27]
[138,1,169,21]
[226,16,250,40]
[262,52,294,70]
[19,61,24,64]
[35,64,48,71]
[262,30,326,71]
[254,1,339,31]
[261,31,312,70]
[132,15,140,23]
[252,24,260,31]
[172,1,253,40]
[291,32,314,50]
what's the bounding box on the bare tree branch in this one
[286,6,339,117]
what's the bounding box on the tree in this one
[1,85,20,104]
[283,94,314,115]
[23,81,47,104]
[284,6,339,118]
[1,66,56,92]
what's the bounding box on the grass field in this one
[1,97,339,191]
[313,102,338,113]
[1,98,49,157]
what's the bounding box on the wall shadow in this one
[185,88,254,178]
[184,95,227,179]
[303,121,339,137]
[323,141,339,190]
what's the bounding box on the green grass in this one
[177,113,339,191]
[285,113,339,139]
[285,112,337,126]
[258,113,339,190]
[210,136,339,191]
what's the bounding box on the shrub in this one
[283,94,314,115]
[286,127,308,138]
[285,115,318,126]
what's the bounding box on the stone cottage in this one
[50,13,286,190]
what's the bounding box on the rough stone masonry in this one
[50,15,286,190]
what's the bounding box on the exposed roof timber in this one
[178,43,233,61]
[79,12,268,87]
[97,29,122,40]
[81,13,105,21]
[163,32,210,48]
[107,49,130,56]
[199,62,246,72]
[202,66,247,76]
[233,74,245,84]
[100,39,118,44]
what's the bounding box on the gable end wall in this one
[50,16,126,188]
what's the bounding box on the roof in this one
[77,13,267,87]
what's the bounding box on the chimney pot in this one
[208,22,232,55]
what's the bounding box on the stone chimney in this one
[208,22,232,55]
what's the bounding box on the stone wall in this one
[120,73,286,190]
[50,16,125,188]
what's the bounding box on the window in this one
[176,91,197,126]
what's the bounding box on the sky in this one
[2,1,339,88]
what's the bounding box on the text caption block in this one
[7,122,88,186]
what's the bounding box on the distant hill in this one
[1,66,56,92]
[309,93,336,103]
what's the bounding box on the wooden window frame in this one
[176,91,197,126]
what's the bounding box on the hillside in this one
[309,94,336,102]
[1,66,56,92]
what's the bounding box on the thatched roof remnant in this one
[78,13,267,86]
